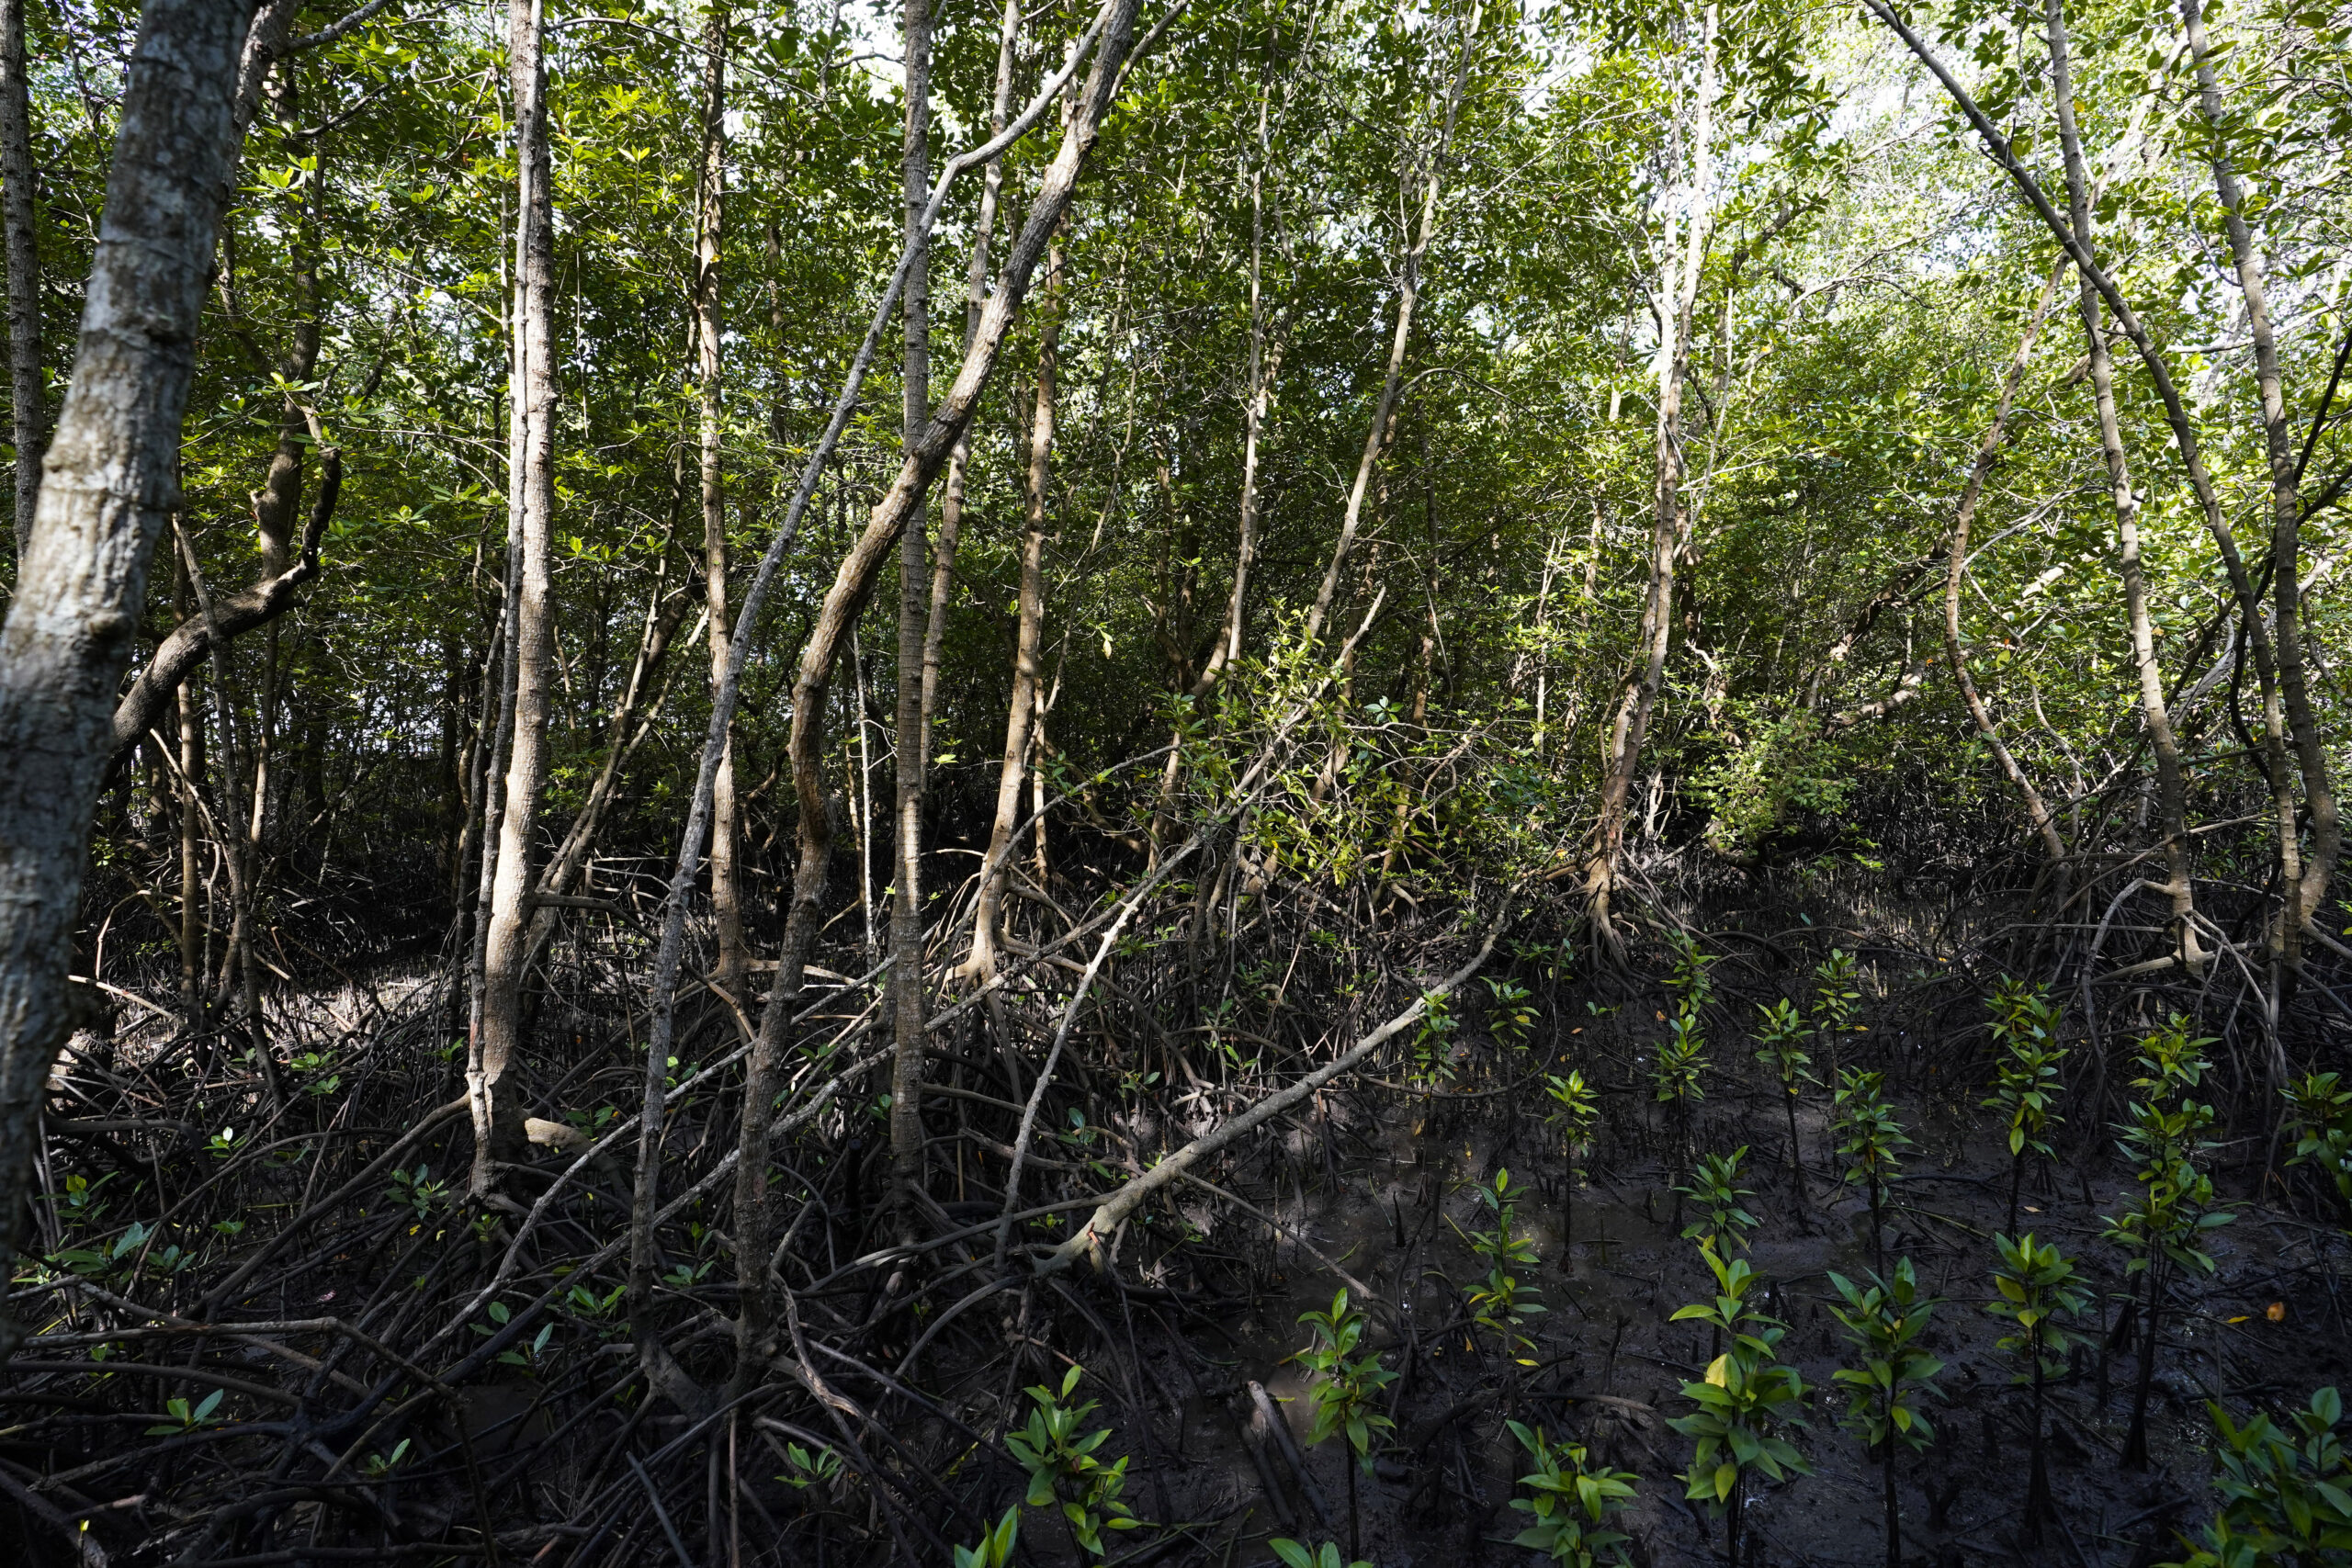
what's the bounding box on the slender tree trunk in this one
[2047,0,2201,974]
[472,0,559,1197]
[1,0,39,563]
[2124,1259,2164,1467]
[1193,85,1280,696]
[964,231,1061,986]
[1587,1,1714,953]
[695,0,744,994]
[1944,259,2070,868]
[0,0,263,1354]
[724,0,1143,1379]
[1303,0,1481,648]
[888,0,933,1231]
[1882,1437,1899,1568]
[2182,0,2339,970]
[176,558,202,1036]
[922,0,1019,765]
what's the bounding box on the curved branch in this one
[109,450,339,770]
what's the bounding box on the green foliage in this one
[1832,1069,1910,1257]
[1827,1258,1944,1453]
[1462,1168,1546,1354]
[2284,1072,2352,1220]
[1691,703,1854,859]
[2164,1387,2352,1568]
[954,1506,1021,1568]
[1485,977,1541,1047]
[1986,1233,2089,1381]
[1752,999,1815,1092]
[1677,1147,1759,1257]
[1412,989,1461,1089]
[778,1441,842,1491]
[1295,1291,1396,1472]
[1812,950,1862,1041]
[145,1388,225,1436]
[1668,1247,1812,1515]
[2100,1018,2233,1282]
[1666,931,1718,1011]
[1651,1009,1708,1109]
[1543,1070,1601,1180]
[1983,978,2067,1160]
[1270,1541,1372,1568]
[1003,1367,1141,1558]
[1506,1420,1640,1567]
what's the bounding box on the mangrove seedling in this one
[1507,1419,1640,1568]
[1461,1168,1546,1358]
[1812,948,1862,1079]
[1752,998,1815,1202]
[2101,1016,2233,1470]
[1271,1542,1374,1568]
[953,1507,1020,1568]
[1828,1258,1945,1568]
[1486,976,1541,1048]
[1668,1247,1812,1565]
[2284,1071,2352,1223]
[1677,1146,1759,1259]
[1982,977,2067,1234]
[1004,1365,1141,1558]
[1297,1289,1396,1560]
[1667,929,1718,1012]
[2165,1385,2352,1568]
[1986,1233,2089,1544]
[1652,1008,1708,1198]
[1543,1069,1601,1247]
[1833,1068,1910,1272]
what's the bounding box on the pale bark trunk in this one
[965,238,1060,987]
[727,0,1142,1373]
[1193,87,1280,694]
[695,0,743,993]
[1868,0,2317,955]
[2183,0,2339,966]
[888,0,933,1228]
[1,0,38,562]
[1944,260,2070,867]
[0,0,261,1353]
[2049,0,2200,972]
[1587,1,1714,948]
[1304,0,1482,647]
[922,0,1017,770]
[472,0,559,1195]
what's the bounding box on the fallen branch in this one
[1035,886,1521,1275]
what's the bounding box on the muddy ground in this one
[970,1002,2352,1568]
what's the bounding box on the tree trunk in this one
[1,0,39,562]
[2048,0,2201,974]
[888,0,933,1233]
[724,0,1143,1379]
[1587,0,1715,952]
[964,231,1062,987]
[1193,85,1279,696]
[922,0,1020,763]
[695,0,744,994]
[472,0,559,1198]
[0,0,263,1354]
[1303,0,1482,648]
[2182,0,2340,971]
[1943,259,2070,868]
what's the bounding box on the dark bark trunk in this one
[1,0,39,562]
